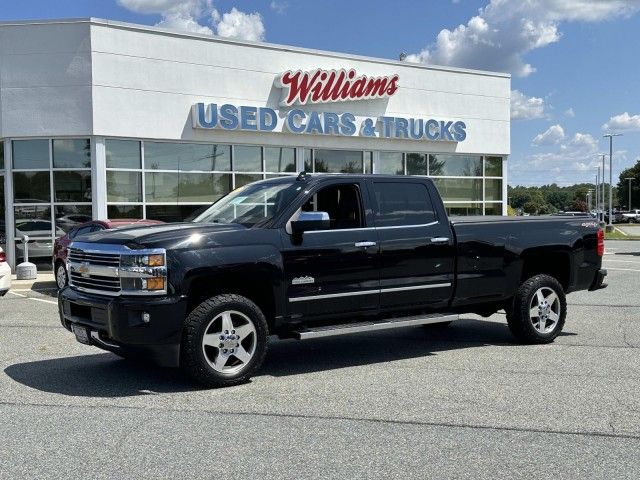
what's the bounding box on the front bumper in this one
[588,268,608,291]
[58,287,187,367]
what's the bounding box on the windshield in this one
[193,179,303,227]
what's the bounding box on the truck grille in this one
[68,247,121,295]
[68,248,120,267]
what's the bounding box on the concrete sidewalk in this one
[10,273,57,292]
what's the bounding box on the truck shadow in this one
[3,318,576,397]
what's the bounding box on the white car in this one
[622,209,640,223]
[0,247,11,296]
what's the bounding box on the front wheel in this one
[55,262,68,290]
[506,274,566,344]
[181,294,268,388]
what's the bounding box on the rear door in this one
[281,179,380,320]
[369,179,455,311]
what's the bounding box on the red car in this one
[53,219,163,289]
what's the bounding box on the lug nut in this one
[223,349,227,354]
[219,343,224,348]
[231,330,235,334]
[224,330,229,334]
[230,349,235,353]
[219,335,225,340]
[236,343,239,347]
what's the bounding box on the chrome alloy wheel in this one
[529,287,561,334]
[56,264,68,289]
[201,310,257,375]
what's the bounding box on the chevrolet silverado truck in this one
[59,174,607,387]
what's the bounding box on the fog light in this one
[142,312,151,323]
[147,254,165,267]
[143,277,165,291]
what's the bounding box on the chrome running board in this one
[292,313,458,340]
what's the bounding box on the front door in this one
[281,181,380,320]
[369,179,455,312]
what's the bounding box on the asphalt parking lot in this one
[1,240,639,479]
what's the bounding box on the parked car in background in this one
[553,211,590,217]
[15,219,66,260]
[622,209,640,223]
[604,211,626,224]
[0,247,11,296]
[53,219,164,289]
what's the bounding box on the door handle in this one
[355,241,377,248]
[430,237,450,244]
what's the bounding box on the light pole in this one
[600,154,606,224]
[603,133,622,230]
[586,189,592,212]
[596,168,600,217]
[625,177,634,211]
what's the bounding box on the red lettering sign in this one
[275,69,399,106]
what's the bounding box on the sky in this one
[1,0,639,187]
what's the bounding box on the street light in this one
[625,177,634,211]
[596,168,600,218]
[600,153,607,224]
[603,133,622,230]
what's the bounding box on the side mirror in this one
[291,211,330,235]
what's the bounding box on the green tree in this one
[617,159,640,210]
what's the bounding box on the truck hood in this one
[76,222,247,249]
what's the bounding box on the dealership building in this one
[0,18,510,269]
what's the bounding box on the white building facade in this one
[0,18,511,269]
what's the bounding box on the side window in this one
[372,182,436,227]
[301,184,364,230]
[75,226,93,236]
[90,225,104,232]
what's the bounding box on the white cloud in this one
[406,0,640,76]
[532,124,565,146]
[118,0,265,40]
[270,1,288,14]
[510,130,601,185]
[602,112,640,133]
[215,8,265,41]
[564,107,575,118]
[511,90,546,120]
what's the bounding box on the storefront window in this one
[485,203,503,215]
[429,154,482,177]
[53,171,92,202]
[12,139,49,170]
[303,149,312,172]
[364,151,373,174]
[264,147,296,173]
[406,153,427,175]
[0,142,4,169]
[485,179,503,201]
[180,173,230,202]
[445,203,483,216]
[107,171,142,202]
[52,139,91,168]
[235,173,263,188]
[107,205,142,219]
[13,172,50,203]
[54,205,93,234]
[145,142,231,171]
[146,204,205,223]
[0,173,5,252]
[378,152,404,175]
[485,156,503,177]
[314,149,362,173]
[106,139,141,169]
[433,178,483,202]
[234,146,262,172]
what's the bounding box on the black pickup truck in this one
[59,174,607,387]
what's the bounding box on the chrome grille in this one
[68,248,120,267]
[68,247,121,295]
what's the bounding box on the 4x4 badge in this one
[292,276,315,285]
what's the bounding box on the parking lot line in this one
[8,291,58,305]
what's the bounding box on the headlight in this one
[119,249,167,295]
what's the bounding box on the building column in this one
[91,136,108,220]
[4,140,16,269]
[502,156,508,215]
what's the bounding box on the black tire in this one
[55,262,68,290]
[506,274,566,344]
[181,294,268,388]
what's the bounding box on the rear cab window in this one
[371,181,437,227]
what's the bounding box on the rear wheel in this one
[181,294,268,388]
[507,274,566,344]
